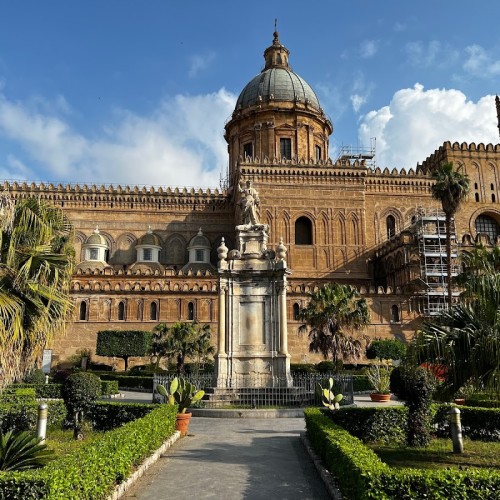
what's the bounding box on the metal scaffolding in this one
[411,208,459,316]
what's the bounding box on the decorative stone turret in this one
[77,226,112,272]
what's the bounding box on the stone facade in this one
[3,32,500,368]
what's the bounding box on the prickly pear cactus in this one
[156,377,205,413]
[317,377,343,411]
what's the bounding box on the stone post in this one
[450,406,464,453]
[37,403,48,443]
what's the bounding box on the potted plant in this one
[367,364,392,402]
[156,377,205,436]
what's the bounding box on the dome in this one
[236,68,320,110]
[137,231,161,247]
[85,227,107,247]
[235,30,321,111]
[188,228,210,249]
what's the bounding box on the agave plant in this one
[317,377,343,411]
[156,377,205,413]
[0,430,54,471]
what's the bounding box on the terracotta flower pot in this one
[175,412,192,437]
[370,393,391,402]
[454,398,465,406]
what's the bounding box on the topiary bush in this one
[403,366,436,446]
[96,330,152,371]
[366,339,406,361]
[316,361,336,373]
[62,372,101,439]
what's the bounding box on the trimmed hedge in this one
[330,404,500,443]
[0,401,67,433]
[305,408,500,500]
[0,388,36,404]
[10,380,119,399]
[90,401,154,431]
[0,403,177,499]
[99,374,153,390]
[352,375,371,392]
[329,406,407,443]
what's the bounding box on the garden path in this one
[122,416,330,500]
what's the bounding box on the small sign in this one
[41,350,52,374]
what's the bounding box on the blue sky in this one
[0,1,499,187]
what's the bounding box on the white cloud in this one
[404,40,459,68]
[463,44,500,77]
[350,94,366,113]
[188,52,216,78]
[0,88,237,188]
[359,40,378,59]
[358,84,498,170]
[349,72,374,114]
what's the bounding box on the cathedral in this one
[3,31,500,368]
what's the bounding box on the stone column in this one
[218,285,226,355]
[279,285,288,355]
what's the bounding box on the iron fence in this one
[153,373,353,409]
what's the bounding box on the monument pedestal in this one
[216,225,292,388]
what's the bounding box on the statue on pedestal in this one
[237,180,267,231]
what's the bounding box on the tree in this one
[431,162,470,307]
[0,195,74,390]
[416,255,500,394]
[96,330,152,371]
[298,283,370,369]
[153,322,215,375]
[366,339,406,361]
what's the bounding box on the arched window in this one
[150,302,158,321]
[491,183,495,190]
[187,302,195,321]
[295,217,313,245]
[118,301,126,321]
[79,301,87,321]
[493,194,496,203]
[293,303,300,321]
[475,214,500,243]
[475,193,480,202]
[391,305,400,323]
[386,215,396,239]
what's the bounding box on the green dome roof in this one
[235,31,320,111]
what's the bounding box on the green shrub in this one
[62,372,101,435]
[366,339,406,360]
[404,366,435,446]
[96,330,152,371]
[100,380,119,396]
[290,363,318,373]
[305,407,500,500]
[0,388,36,405]
[0,403,177,499]
[316,361,337,373]
[389,366,406,400]
[329,406,407,443]
[0,401,66,433]
[90,402,154,431]
[351,375,371,392]
[23,369,46,385]
[12,383,63,399]
[99,374,153,390]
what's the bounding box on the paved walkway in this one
[123,417,330,500]
[117,391,402,499]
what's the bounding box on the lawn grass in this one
[45,427,101,458]
[369,438,500,470]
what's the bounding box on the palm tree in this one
[430,162,470,307]
[0,195,74,389]
[298,283,370,369]
[153,321,214,374]
[416,271,500,394]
